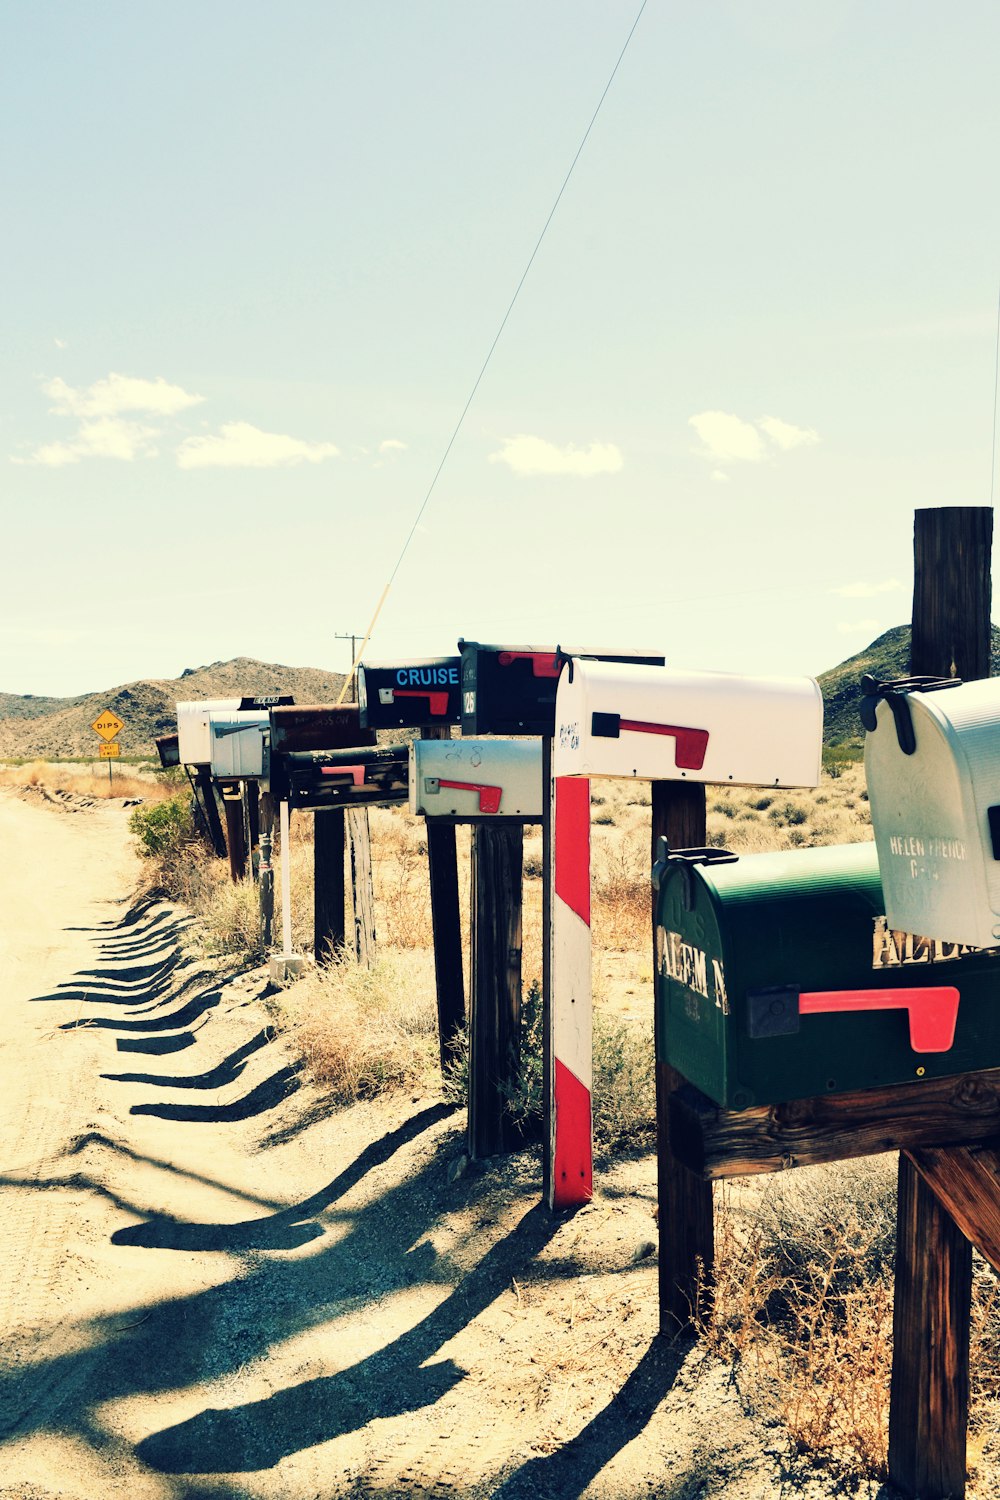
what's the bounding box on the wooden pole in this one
[346,807,376,967]
[887,504,992,1499]
[888,1153,972,1500]
[910,507,993,680]
[193,766,227,858]
[468,822,523,1159]
[314,809,346,964]
[422,727,466,1074]
[427,821,465,1071]
[246,781,260,879]
[653,780,714,1336]
[221,786,248,883]
[258,791,276,949]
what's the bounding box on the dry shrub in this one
[592,841,648,951]
[703,1159,897,1482]
[370,813,434,948]
[275,950,439,1102]
[200,875,262,956]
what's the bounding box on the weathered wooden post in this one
[887,504,993,1500]
[313,809,346,963]
[193,765,227,858]
[652,781,713,1334]
[346,808,377,968]
[469,821,524,1157]
[220,780,248,882]
[423,723,467,1073]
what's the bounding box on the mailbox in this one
[410,737,543,821]
[176,700,242,765]
[653,838,1000,1109]
[283,744,409,810]
[358,658,462,730]
[554,660,823,787]
[209,712,269,779]
[269,704,375,756]
[155,733,179,769]
[459,641,666,737]
[863,674,1000,948]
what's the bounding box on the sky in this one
[4,1,1000,698]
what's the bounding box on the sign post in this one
[91,709,125,792]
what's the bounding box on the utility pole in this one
[333,632,362,702]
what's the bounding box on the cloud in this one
[688,411,765,464]
[488,434,623,478]
[689,409,820,466]
[54,338,67,350]
[379,438,407,454]
[710,470,730,484]
[177,421,340,470]
[830,579,902,599]
[43,372,203,419]
[836,618,881,635]
[18,417,160,466]
[757,414,819,451]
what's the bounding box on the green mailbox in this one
[654,839,1000,1109]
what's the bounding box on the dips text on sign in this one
[91,709,125,742]
[99,741,121,759]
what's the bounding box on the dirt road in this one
[0,790,905,1500]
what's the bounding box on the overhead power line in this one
[336,1,649,704]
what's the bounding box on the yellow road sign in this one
[99,741,121,759]
[91,709,125,742]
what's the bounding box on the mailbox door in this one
[209,715,268,779]
[176,699,242,764]
[358,658,462,730]
[556,660,822,787]
[866,690,994,948]
[409,737,543,820]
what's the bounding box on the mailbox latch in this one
[747,983,959,1052]
[591,712,709,771]
[423,777,502,814]
[859,674,962,754]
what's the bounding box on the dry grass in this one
[272,949,440,1102]
[703,1160,898,1480]
[0,758,181,802]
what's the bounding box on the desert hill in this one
[0,658,347,760]
[4,629,1000,760]
[817,623,1000,745]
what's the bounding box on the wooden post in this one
[314,809,346,964]
[221,785,248,883]
[910,507,993,680]
[468,822,523,1159]
[246,781,260,879]
[427,821,465,1071]
[346,807,376,967]
[886,504,992,1498]
[889,1154,972,1500]
[652,780,714,1336]
[258,792,276,949]
[193,766,227,858]
[422,727,466,1074]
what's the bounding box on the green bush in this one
[128,794,193,857]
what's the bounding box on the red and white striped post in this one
[547,769,594,1209]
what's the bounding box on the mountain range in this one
[2,629,998,759]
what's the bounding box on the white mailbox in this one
[553,660,823,787]
[864,675,1000,948]
[409,738,543,820]
[209,712,270,779]
[176,700,242,765]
